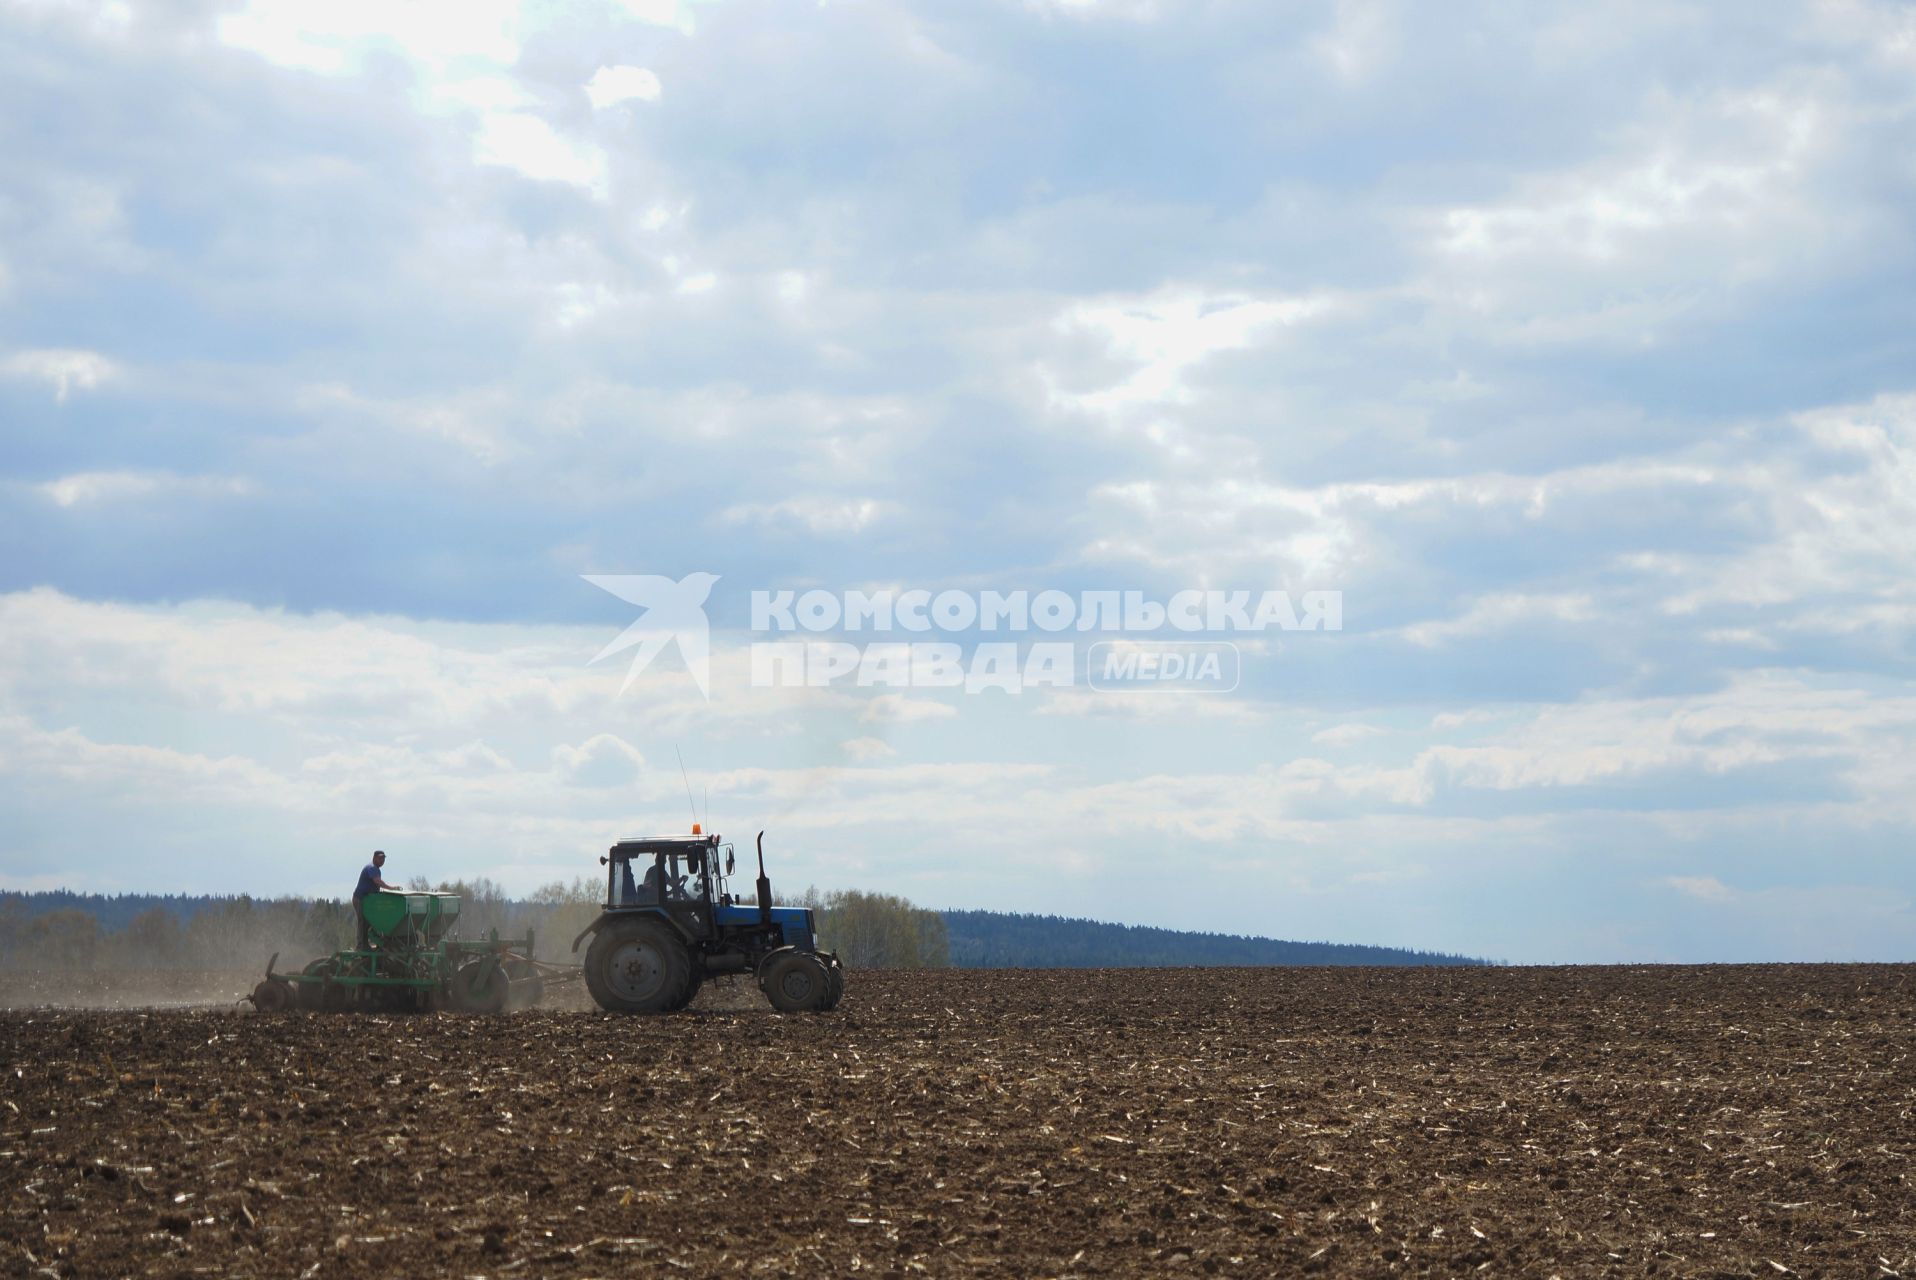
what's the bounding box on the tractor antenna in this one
[676,746,697,827]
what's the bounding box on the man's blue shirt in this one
[354,864,383,899]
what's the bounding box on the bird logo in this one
[582,572,721,699]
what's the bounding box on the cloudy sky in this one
[3,0,1914,962]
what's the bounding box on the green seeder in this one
[248,890,579,1014]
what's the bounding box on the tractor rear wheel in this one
[763,950,831,1013]
[669,971,703,1012]
[585,918,690,1014]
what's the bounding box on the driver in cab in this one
[621,857,689,905]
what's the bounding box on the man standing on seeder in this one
[352,850,401,950]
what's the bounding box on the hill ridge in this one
[940,907,1486,968]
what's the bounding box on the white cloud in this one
[1312,0,1397,83]
[216,0,523,76]
[1419,81,1863,346]
[36,471,254,508]
[1659,875,1736,903]
[1703,628,1778,650]
[551,734,647,787]
[585,65,662,109]
[613,0,697,33]
[1405,672,1916,809]
[1024,0,1164,20]
[1399,593,1595,648]
[217,1,612,198]
[1431,710,1499,730]
[1663,394,1916,617]
[293,382,519,464]
[840,736,895,761]
[4,717,289,801]
[431,75,532,114]
[7,0,133,38]
[1035,687,1268,724]
[720,496,896,535]
[859,694,956,724]
[3,348,117,401]
[1049,287,1336,419]
[1312,722,1385,748]
[473,112,607,195]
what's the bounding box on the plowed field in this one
[3,965,1912,1277]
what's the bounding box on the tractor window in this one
[673,855,710,903]
[609,849,715,904]
[633,859,665,904]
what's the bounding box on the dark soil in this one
[2,965,1912,1277]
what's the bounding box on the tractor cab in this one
[612,838,714,906]
[603,833,729,938]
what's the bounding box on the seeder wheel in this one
[504,958,543,1010]
[293,957,335,1010]
[251,979,294,1013]
[451,962,510,1014]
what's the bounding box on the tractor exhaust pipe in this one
[755,830,773,927]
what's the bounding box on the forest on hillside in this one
[942,910,1486,968]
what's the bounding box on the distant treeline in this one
[0,894,353,973]
[0,881,609,974]
[0,885,950,971]
[941,910,1487,968]
[0,891,1481,971]
[800,889,949,969]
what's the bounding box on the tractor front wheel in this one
[821,956,845,1011]
[585,918,691,1014]
[762,950,832,1013]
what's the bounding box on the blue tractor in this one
[572,829,844,1014]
